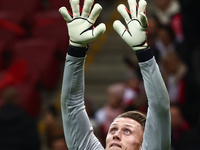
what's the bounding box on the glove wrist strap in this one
[68,44,89,57]
[135,47,153,62]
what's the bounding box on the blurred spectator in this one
[147,15,161,62]
[122,71,147,113]
[170,12,184,44]
[153,0,185,44]
[85,97,104,145]
[154,0,180,25]
[123,55,142,80]
[51,135,68,150]
[176,0,200,130]
[170,103,189,149]
[153,0,200,131]
[94,83,125,144]
[170,103,200,150]
[43,105,64,149]
[0,86,41,150]
[123,71,140,107]
[85,97,96,119]
[162,51,187,104]
[155,25,176,61]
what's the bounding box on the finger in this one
[117,4,131,24]
[70,0,80,18]
[81,0,94,18]
[88,3,102,24]
[59,7,72,22]
[139,12,147,28]
[138,0,147,16]
[113,20,126,36]
[128,0,137,19]
[93,23,106,38]
[83,23,106,41]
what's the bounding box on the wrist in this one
[68,44,89,57]
[135,47,153,62]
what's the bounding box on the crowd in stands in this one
[0,0,200,150]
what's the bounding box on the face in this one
[108,93,122,108]
[148,17,159,37]
[128,77,139,90]
[158,28,171,46]
[170,106,183,129]
[106,117,143,150]
[52,139,68,150]
[156,0,171,11]
[163,53,179,74]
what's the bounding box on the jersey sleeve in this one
[60,45,104,150]
[136,48,171,150]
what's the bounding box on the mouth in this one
[110,144,121,148]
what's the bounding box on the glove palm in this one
[59,0,106,47]
[113,0,148,51]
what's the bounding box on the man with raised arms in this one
[59,0,171,149]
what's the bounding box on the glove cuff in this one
[68,45,89,57]
[135,47,153,62]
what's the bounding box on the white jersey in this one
[61,46,171,150]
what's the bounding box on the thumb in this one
[93,23,106,39]
[82,23,106,42]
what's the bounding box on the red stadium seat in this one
[31,10,69,57]
[0,11,26,42]
[11,38,60,90]
[0,40,7,70]
[0,59,37,93]
[47,0,72,11]
[0,0,42,16]
[0,0,43,28]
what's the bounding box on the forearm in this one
[61,45,87,148]
[61,45,87,108]
[136,48,170,112]
[136,48,171,150]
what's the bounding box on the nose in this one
[113,130,121,141]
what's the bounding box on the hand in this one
[113,0,148,51]
[59,0,106,47]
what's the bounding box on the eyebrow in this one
[110,123,135,129]
[124,124,134,128]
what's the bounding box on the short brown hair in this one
[115,111,146,130]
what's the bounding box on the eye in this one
[124,129,131,135]
[110,128,117,134]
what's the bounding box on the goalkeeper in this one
[59,0,171,149]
